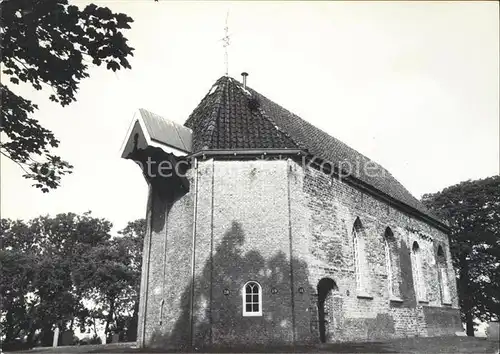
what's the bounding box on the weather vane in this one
[222,10,230,76]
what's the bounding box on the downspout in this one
[189,157,199,348]
[287,159,297,345]
[160,201,170,326]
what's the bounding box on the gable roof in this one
[184,76,444,228]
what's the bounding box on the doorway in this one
[317,278,338,343]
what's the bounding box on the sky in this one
[1,1,499,233]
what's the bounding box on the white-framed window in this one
[242,281,262,317]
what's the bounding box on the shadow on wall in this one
[150,221,316,350]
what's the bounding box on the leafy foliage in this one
[422,176,500,335]
[0,213,112,347]
[116,219,145,341]
[75,239,136,342]
[0,0,134,191]
[117,218,146,283]
[0,220,37,349]
[0,214,145,348]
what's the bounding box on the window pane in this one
[252,294,259,303]
[246,284,252,293]
[246,295,252,303]
[252,304,259,312]
[246,304,252,312]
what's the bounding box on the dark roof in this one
[184,76,442,226]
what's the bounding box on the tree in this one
[0,219,37,349]
[74,218,145,343]
[0,0,134,191]
[422,176,500,336]
[0,212,112,348]
[75,240,134,343]
[0,215,144,348]
[117,219,145,341]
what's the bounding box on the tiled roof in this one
[184,77,297,151]
[184,76,442,225]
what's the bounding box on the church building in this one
[121,74,461,349]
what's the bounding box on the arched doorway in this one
[317,278,339,343]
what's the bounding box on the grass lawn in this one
[7,336,499,353]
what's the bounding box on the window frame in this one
[436,245,451,305]
[352,218,372,298]
[384,227,402,301]
[411,241,427,302]
[353,226,361,291]
[242,281,262,317]
[384,235,393,297]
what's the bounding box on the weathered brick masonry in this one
[293,159,461,341]
[136,157,461,349]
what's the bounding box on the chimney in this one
[241,72,248,88]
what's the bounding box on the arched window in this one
[352,218,369,296]
[437,245,451,304]
[411,241,426,302]
[242,281,262,316]
[384,227,397,298]
[353,221,361,290]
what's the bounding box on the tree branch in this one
[0,149,31,175]
[11,57,60,97]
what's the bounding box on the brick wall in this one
[137,156,461,348]
[295,158,461,341]
[193,159,295,347]
[137,171,195,349]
